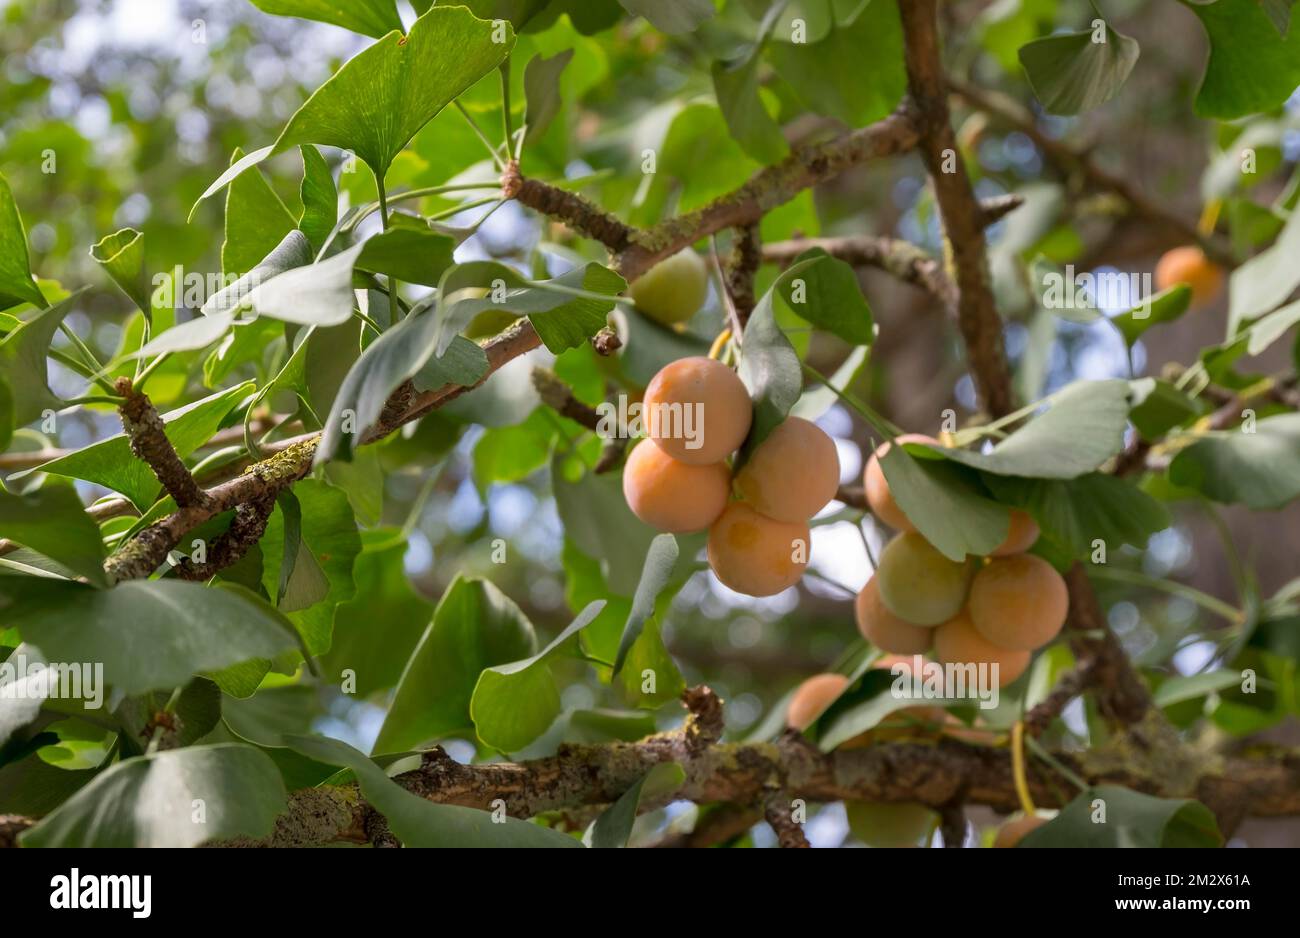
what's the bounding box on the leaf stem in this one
[1088,566,1242,624]
[454,99,507,171]
[376,171,400,321]
[801,362,900,438]
[134,351,171,392]
[500,59,514,158]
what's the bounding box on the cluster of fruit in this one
[622,356,841,597]
[855,434,1068,687]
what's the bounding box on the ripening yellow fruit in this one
[846,801,936,848]
[643,357,753,465]
[786,673,850,731]
[855,576,934,655]
[990,509,1040,557]
[967,554,1069,651]
[933,611,1031,688]
[864,433,937,532]
[734,416,840,522]
[621,440,730,533]
[993,814,1048,848]
[628,248,709,325]
[875,532,973,626]
[1154,245,1223,307]
[707,502,810,597]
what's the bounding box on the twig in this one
[948,77,1231,266]
[763,791,810,848]
[725,223,762,325]
[174,493,277,581]
[765,234,959,311]
[114,377,209,509]
[501,160,635,252]
[615,107,922,281]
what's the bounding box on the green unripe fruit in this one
[846,801,936,848]
[628,248,709,325]
[875,532,972,626]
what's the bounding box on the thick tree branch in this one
[900,0,1013,418]
[9,690,1300,847]
[219,726,1300,846]
[615,107,922,282]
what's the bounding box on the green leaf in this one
[249,0,404,38]
[1128,377,1203,442]
[0,578,299,695]
[612,533,678,676]
[471,407,555,491]
[879,446,1009,561]
[201,230,314,317]
[0,483,106,587]
[589,762,684,847]
[0,172,46,310]
[1153,670,1244,708]
[316,306,488,464]
[819,668,964,751]
[374,575,538,753]
[0,293,78,442]
[432,261,624,356]
[524,49,574,143]
[1227,204,1300,336]
[1019,786,1222,847]
[738,259,821,455]
[258,479,361,654]
[240,241,365,326]
[354,221,457,287]
[983,472,1170,557]
[618,0,713,33]
[273,489,319,610]
[298,145,338,253]
[1188,0,1300,120]
[941,380,1131,479]
[125,310,237,360]
[318,530,433,698]
[470,600,605,752]
[1167,413,1300,510]
[1245,297,1300,355]
[89,228,150,314]
[767,0,906,127]
[1111,284,1192,346]
[711,2,789,164]
[285,734,581,846]
[552,452,659,595]
[21,743,285,847]
[272,7,514,179]
[0,751,97,817]
[1017,21,1139,115]
[27,382,254,510]
[222,147,297,276]
[777,247,874,345]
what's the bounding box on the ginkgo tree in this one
[1,0,1299,850]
